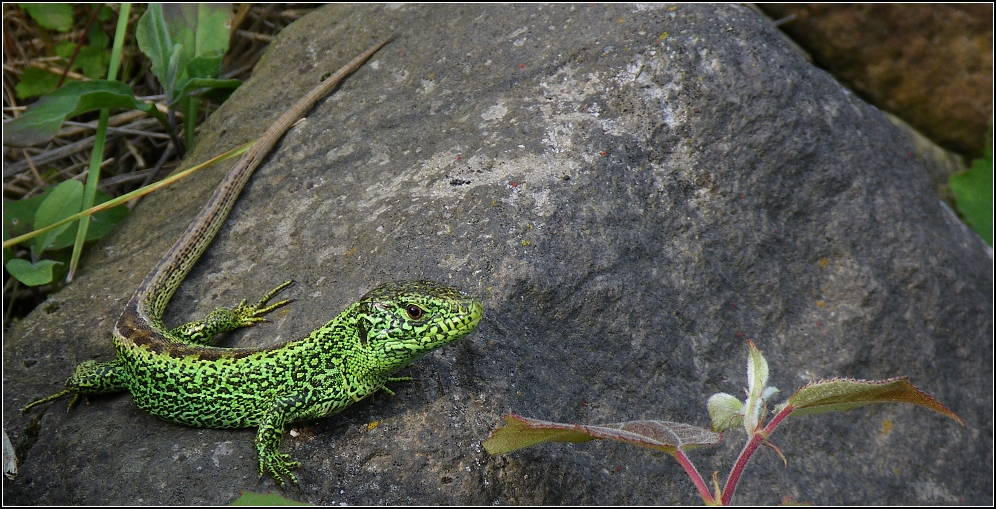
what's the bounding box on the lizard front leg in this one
[254,386,356,486]
[254,391,315,486]
[166,280,294,345]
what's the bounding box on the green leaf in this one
[185,55,226,79]
[77,190,129,242]
[7,183,129,255]
[761,386,780,402]
[5,188,130,271]
[3,192,48,238]
[51,39,110,80]
[95,5,114,22]
[75,45,112,79]
[136,4,175,90]
[3,227,12,265]
[19,3,73,32]
[3,79,170,147]
[229,491,311,506]
[137,3,233,103]
[743,340,769,433]
[482,414,595,454]
[707,392,744,432]
[777,377,964,426]
[32,180,83,256]
[482,414,721,455]
[5,258,62,286]
[746,340,768,392]
[950,134,993,246]
[165,44,183,100]
[54,40,77,59]
[46,189,128,250]
[87,20,110,49]
[171,77,241,107]
[14,67,64,99]
[162,3,232,79]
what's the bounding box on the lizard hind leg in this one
[165,280,295,346]
[23,359,128,414]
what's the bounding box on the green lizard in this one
[21,37,484,486]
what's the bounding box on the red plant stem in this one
[672,449,715,504]
[720,405,795,505]
[721,431,762,505]
[762,404,793,435]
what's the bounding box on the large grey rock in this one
[4,4,991,505]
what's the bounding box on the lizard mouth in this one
[437,298,483,342]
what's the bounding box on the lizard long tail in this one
[117,37,393,338]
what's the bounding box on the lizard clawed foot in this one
[257,448,301,488]
[166,282,295,344]
[22,389,73,414]
[232,280,295,327]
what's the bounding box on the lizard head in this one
[352,280,483,373]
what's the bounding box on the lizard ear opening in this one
[356,317,369,346]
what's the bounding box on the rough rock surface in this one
[4,4,992,505]
[759,3,994,158]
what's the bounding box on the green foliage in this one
[76,45,111,80]
[55,39,112,81]
[137,3,238,105]
[5,4,244,288]
[707,392,743,431]
[483,415,721,455]
[949,124,994,246]
[5,258,64,287]
[3,181,128,287]
[18,3,73,32]
[2,226,12,266]
[485,341,963,505]
[229,491,311,506]
[742,339,772,433]
[8,4,238,149]
[14,67,62,99]
[4,80,172,147]
[32,179,84,256]
[14,4,117,99]
[29,181,128,254]
[3,194,48,239]
[774,377,963,424]
[174,76,242,110]
[136,3,239,149]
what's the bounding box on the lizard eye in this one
[405,304,424,320]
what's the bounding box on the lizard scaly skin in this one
[21,37,484,486]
